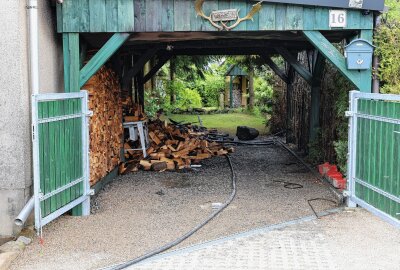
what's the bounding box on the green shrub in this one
[175,88,202,110]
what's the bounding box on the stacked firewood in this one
[83,66,123,185]
[119,119,234,174]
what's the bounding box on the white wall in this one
[0,0,63,236]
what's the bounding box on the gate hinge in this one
[343,190,350,197]
[88,189,95,196]
[31,124,35,141]
[345,111,353,117]
[86,111,93,117]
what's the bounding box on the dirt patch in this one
[161,175,192,189]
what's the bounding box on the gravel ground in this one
[11,144,338,270]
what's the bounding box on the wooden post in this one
[229,76,233,108]
[138,69,145,108]
[309,52,326,142]
[63,33,80,93]
[286,66,295,143]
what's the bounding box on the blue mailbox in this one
[344,39,375,70]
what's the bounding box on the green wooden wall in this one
[57,0,374,33]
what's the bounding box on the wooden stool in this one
[123,120,149,157]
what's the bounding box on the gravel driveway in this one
[11,144,338,270]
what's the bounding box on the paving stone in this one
[15,237,31,246]
[127,225,335,270]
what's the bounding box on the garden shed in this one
[25,0,400,234]
[225,65,248,108]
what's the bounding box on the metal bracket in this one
[343,190,350,197]
[88,189,95,196]
[345,111,353,117]
[86,111,93,117]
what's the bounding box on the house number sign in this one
[329,10,347,28]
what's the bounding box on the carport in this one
[26,0,399,243]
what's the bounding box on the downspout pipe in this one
[15,0,40,227]
[28,0,39,95]
[15,197,34,226]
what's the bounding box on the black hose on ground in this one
[273,139,344,204]
[103,155,237,270]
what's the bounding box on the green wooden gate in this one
[32,91,92,231]
[347,91,400,228]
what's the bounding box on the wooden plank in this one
[49,102,56,214]
[360,11,374,29]
[106,0,119,32]
[146,0,162,31]
[118,0,135,32]
[59,101,66,207]
[79,33,130,88]
[174,0,191,31]
[346,10,360,30]
[303,31,363,91]
[218,0,230,11]
[89,0,106,32]
[61,0,74,32]
[53,101,61,210]
[303,7,315,30]
[134,0,146,32]
[78,0,90,32]
[162,0,175,31]
[285,5,303,30]
[275,4,286,30]
[40,103,49,217]
[275,47,312,84]
[231,0,247,31]
[314,7,329,30]
[246,1,260,31]
[56,2,63,33]
[63,33,80,93]
[259,3,276,30]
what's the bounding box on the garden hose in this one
[103,155,237,270]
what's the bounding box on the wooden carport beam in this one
[79,33,130,88]
[122,46,161,87]
[275,47,313,85]
[142,53,172,83]
[260,54,289,84]
[303,31,372,92]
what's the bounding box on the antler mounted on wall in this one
[195,0,262,31]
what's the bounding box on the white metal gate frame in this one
[32,91,92,231]
[346,90,400,228]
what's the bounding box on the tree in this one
[374,0,400,94]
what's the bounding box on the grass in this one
[165,112,268,136]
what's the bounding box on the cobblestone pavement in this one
[122,208,400,270]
